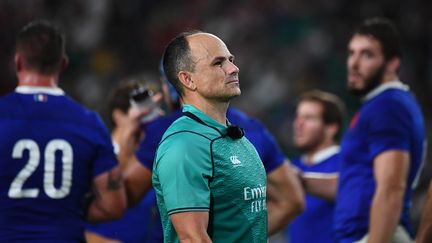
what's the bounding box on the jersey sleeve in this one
[135,122,163,170]
[154,132,213,215]
[91,113,118,177]
[256,122,286,173]
[367,100,411,159]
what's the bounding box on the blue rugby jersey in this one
[288,146,340,243]
[0,86,117,242]
[85,110,183,243]
[335,81,426,241]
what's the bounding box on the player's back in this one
[0,87,116,242]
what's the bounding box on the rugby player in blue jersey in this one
[303,18,426,243]
[0,20,141,242]
[288,90,345,243]
[85,80,163,243]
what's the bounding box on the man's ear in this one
[386,56,400,73]
[15,53,22,72]
[325,123,338,141]
[178,71,196,91]
[60,55,69,73]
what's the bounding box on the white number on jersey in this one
[8,139,73,199]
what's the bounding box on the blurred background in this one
[0,0,431,231]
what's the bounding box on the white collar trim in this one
[306,145,340,165]
[363,80,409,102]
[15,86,64,96]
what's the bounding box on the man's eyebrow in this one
[212,55,235,62]
[212,56,226,62]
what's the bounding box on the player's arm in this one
[171,212,212,243]
[115,105,154,207]
[416,181,432,243]
[86,165,127,223]
[156,133,213,242]
[300,169,338,201]
[367,150,409,243]
[267,160,304,235]
[122,156,152,206]
[85,231,121,243]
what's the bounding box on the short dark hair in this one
[299,90,346,140]
[108,78,159,126]
[161,30,202,98]
[353,17,401,60]
[108,81,140,126]
[16,20,66,74]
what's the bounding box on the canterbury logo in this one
[230,156,242,167]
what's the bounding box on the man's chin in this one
[347,82,372,96]
[230,89,241,97]
[294,145,310,153]
[220,92,241,102]
[347,63,385,97]
[347,86,368,96]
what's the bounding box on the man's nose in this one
[227,62,239,75]
[348,54,359,70]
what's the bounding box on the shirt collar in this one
[182,104,227,131]
[15,86,65,96]
[305,145,340,165]
[363,80,409,102]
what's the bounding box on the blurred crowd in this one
[1,0,431,228]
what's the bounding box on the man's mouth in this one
[226,79,239,84]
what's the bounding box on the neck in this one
[303,140,336,164]
[382,72,398,84]
[182,96,229,125]
[17,71,59,88]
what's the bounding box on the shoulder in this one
[64,96,99,117]
[61,96,107,128]
[0,92,16,114]
[0,91,15,102]
[155,127,214,173]
[227,107,263,130]
[157,117,217,161]
[357,89,424,142]
[161,115,220,142]
[227,107,249,120]
[361,89,416,122]
[159,128,213,152]
[366,89,414,110]
[145,110,182,134]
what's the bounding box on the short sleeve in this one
[367,101,411,159]
[154,132,213,215]
[92,114,117,177]
[260,126,286,172]
[251,121,285,173]
[135,122,164,170]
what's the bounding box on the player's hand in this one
[117,93,163,165]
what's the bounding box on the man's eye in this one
[362,52,373,58]
[214,61,222,66]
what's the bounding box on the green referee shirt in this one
[153,104,267,243]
